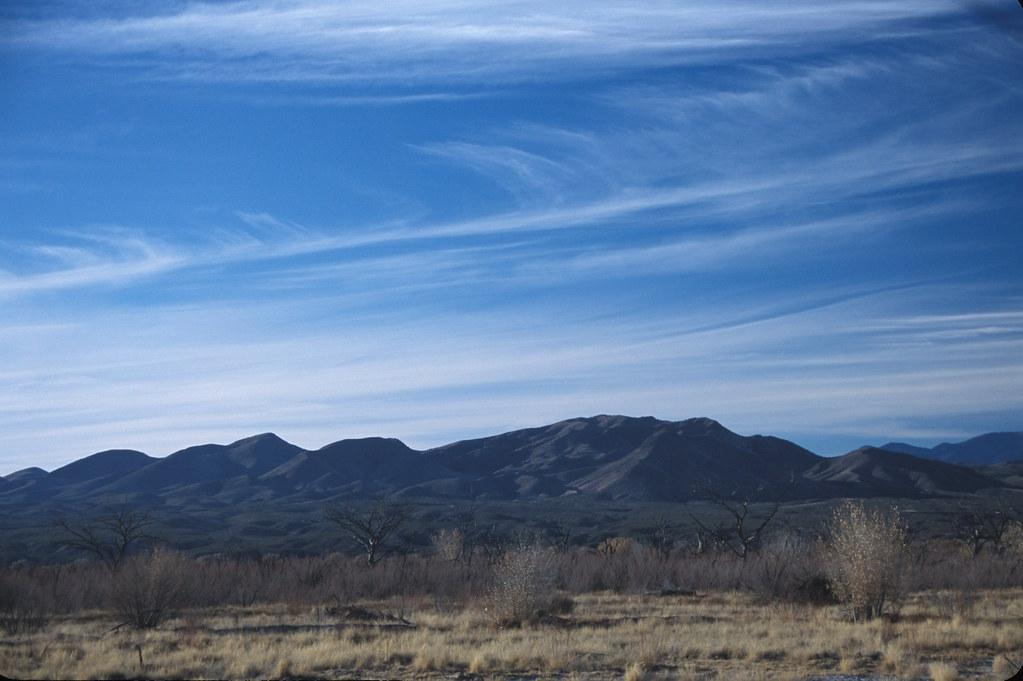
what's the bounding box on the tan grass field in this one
[2,589,1022,680]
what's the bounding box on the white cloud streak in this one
[8,0,964,84]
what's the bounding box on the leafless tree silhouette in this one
[644,516,677,559]
[689,485,780,559]
[955,502,1021,557]
[54,505,154,571]
[324,502,411,567]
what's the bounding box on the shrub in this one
[1003,521,1023,558]
[431,528,465,563]
[597,536,636,557]
[825,501,907,620]
[112,548,187,629]
[484,543,557,626]
[0,572,46,634]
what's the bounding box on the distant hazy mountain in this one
[0,416,1009,508]
[804,447,995,496]
[880,432,1023,466]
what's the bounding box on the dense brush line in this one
[2,533,1020,633]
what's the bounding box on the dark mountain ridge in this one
[1,416,1011,507]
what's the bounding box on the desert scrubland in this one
[2,503,1023,680]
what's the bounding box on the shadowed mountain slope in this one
[260,437,455,496]
[881,432,1023,466]
[422,415,822,501]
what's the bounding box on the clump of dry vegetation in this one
[484,541,564,626]
[111,548,188,629]
[825,501,908,620]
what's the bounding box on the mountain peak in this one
[680,416,724,427]
[5,467,48,482]
[677,416,733,437]
[225,433,304,474]
[49,449,154,483]
[228,432,290,448]
[318,436,415,456]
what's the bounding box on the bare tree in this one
[54,505,154,571]
[324,502,411,567]
[443,509,487,565]
[644,516,677,559]
[955,502,1021,557]
[692,525,728,555]
[444,509,506,566]
[688,485,780,559]
[546,520,574,551]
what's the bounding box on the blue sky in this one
[1,0,1022,473]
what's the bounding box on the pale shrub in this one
[484,543,557,626]
[825,501,908,620]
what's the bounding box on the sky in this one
[1,1,1022,473]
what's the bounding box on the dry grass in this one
[2,589,1021,680]
[929,661,960,680]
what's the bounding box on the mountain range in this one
[2,416,1018,508]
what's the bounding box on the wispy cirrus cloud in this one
[0,229,184,294]
[6,0,965,84]
[0,116,1014,299]
[3,277,1021,472]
